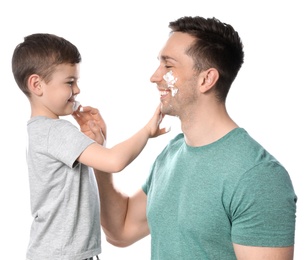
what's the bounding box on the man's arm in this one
[72,106,107,146]
[233,243,294,259]
[72,105,152,245]
[94,170,150,246]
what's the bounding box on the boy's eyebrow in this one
[65,76,78,81]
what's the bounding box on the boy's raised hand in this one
[146,104,171,138]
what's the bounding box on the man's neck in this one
[180,105,238,147]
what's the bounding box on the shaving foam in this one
[163,71,179,97]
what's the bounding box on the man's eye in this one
[165,65,172,69]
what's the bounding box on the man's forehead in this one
[157,33,194,63]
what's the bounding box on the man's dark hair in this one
[169,16,244,102]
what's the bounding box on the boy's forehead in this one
[54,63,79,71]
[53,63,80,77]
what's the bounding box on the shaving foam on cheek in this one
[73,101,82,111]
[163,71,179,97]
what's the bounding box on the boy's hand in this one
[146,104,171,138]
[72,106,107,146]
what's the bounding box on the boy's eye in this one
[67,81,74,86]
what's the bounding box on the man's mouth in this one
[160,90,169,97]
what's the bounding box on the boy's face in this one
[34,63,80,118]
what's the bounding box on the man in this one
[79,16,297,259]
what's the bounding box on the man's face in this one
[150,32,199,118]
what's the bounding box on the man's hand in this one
[72,106,107,146]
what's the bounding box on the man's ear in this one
[199,68,219,93]
[28,74,43,96]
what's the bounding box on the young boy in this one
[12,33,168,260]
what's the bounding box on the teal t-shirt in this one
[142,128,296,259]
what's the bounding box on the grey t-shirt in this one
[26,116,101,260]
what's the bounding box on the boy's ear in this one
[28,74,43,96]
[199,68,219,93]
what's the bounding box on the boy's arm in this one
[72,105,169,173]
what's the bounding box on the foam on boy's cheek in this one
[163,71,179,97]
[73,101,81,111]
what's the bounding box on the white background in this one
[1,0,307,259]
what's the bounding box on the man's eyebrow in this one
[158,55,177,62]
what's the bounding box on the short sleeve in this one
[230,161,297,247]
[47,120,94,168]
